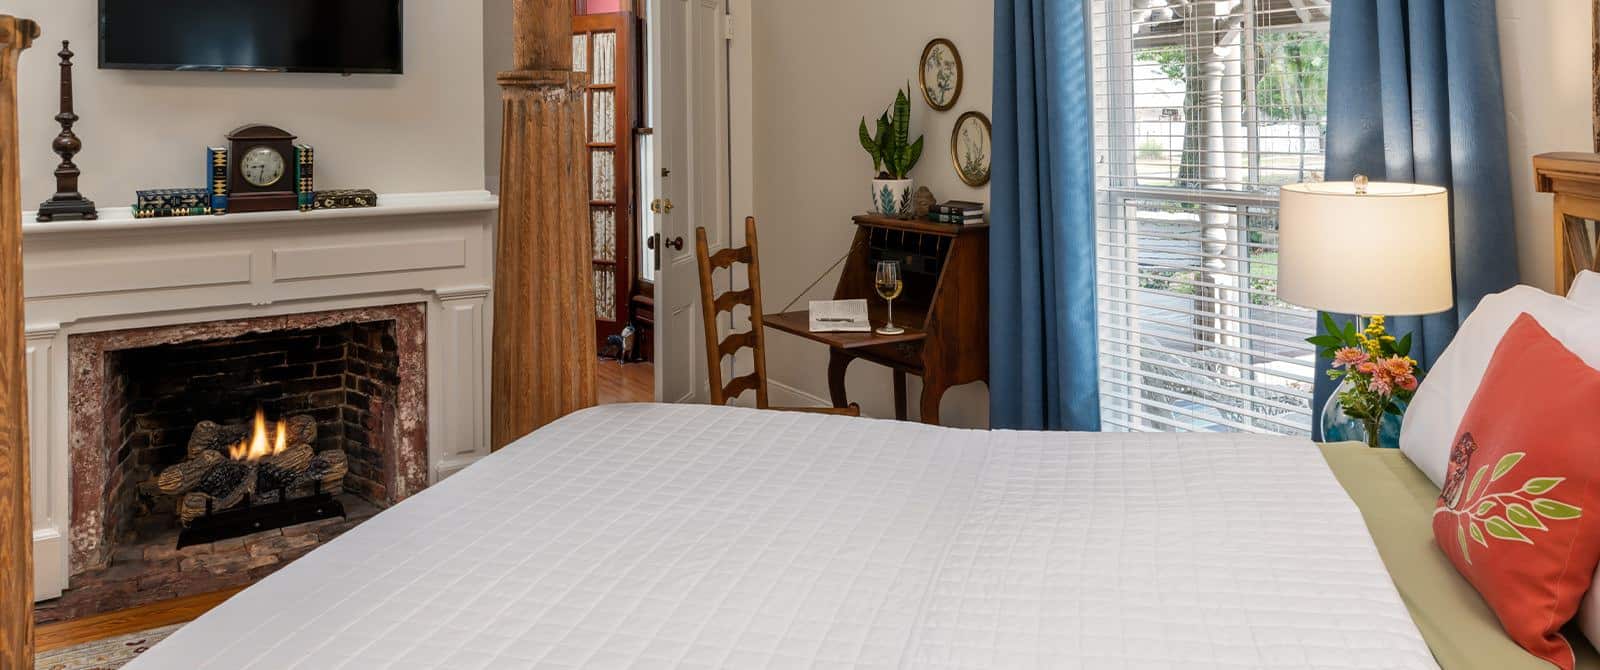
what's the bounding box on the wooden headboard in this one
[1534,152,1600,293]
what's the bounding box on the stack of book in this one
[206,147,229,214]
[929,200,984,225]
[295,144,315,212]
[132,188,212,218]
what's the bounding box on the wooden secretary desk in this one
[764,215,989,425]
[1535,152,1600,292]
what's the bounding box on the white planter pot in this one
[871,178,914,217]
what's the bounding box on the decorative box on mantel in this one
[21,190,497,604]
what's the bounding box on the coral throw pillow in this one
[1433,313,1600,670]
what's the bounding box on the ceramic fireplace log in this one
[156,449,223,495]
[264,442,314,475]
[165,414,337,526]
[186,420,246,459]
[173,448,347,527]
[292,449,348,498]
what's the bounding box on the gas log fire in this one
[155,408,348,544]
[38,307,429,626]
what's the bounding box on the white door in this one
[648,0,734,403]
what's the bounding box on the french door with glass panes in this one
[574,12,640,350]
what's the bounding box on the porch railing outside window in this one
[1091,0,1332,435]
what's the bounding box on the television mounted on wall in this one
[99,0,404,75]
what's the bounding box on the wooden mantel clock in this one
[226,124,299,213]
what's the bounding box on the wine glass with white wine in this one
[875,260,905,335]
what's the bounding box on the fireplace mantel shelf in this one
[21,190,498,237]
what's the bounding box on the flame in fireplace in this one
[229,409,288,462]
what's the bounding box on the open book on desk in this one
[808,299,871,332]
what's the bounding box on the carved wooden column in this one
[0,15,39,667]
[492,0,597,449]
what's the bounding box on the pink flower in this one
[1398,375,1419,391]
[1356,362,1379,376]
[1368,375,1394,395]
[1333,348,1371,369]
[1380,357,1415,378]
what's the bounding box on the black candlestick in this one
[37,40,96,222]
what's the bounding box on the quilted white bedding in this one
[128,403,1436,669]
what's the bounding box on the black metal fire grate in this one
[176,487,345,549]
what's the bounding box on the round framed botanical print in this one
[952,111,991,187]
[919,38,963,111]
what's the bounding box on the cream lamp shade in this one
[1277,180,1454,316]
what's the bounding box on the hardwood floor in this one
[597,359,653,404]
[35,586,243,653]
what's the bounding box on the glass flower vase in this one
[1320,380,1402,449]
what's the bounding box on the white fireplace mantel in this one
[21,190,498,601]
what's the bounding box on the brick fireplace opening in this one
[39,305,428,624]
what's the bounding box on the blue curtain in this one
[989,0,1100,431]
[1313,0,1518,438]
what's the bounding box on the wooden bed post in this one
[492,0,597,449]
[0,14,38,667]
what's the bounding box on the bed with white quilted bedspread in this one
[127,403,1436,669]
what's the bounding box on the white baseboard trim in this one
[767,378,830,408]
[33,528,64,601]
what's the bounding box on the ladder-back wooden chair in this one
[695,217,860,416]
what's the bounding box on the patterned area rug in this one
[35,624,183,670]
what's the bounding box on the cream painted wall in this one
[752,1,994,428]
[14,1,486,209]
[1500,0,1592,292]
[485,0,515,192]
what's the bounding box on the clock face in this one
[240,146,286,188]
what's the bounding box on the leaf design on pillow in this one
[1522,478,1565,495]
[1466,466,1490,504]
[1505,503,1547,531]
[1531,499,1582,520]
[1484,517,1533,544]
[1491,453,1524,482]
[1436,450,1584,563]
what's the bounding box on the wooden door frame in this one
[575,12,640,350]
[724,0,756,388]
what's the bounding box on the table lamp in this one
[1277,175,1454,439]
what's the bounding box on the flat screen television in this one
[100,0,404,74]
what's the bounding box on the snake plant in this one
[858,85,925,179]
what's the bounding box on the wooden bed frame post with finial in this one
[0,14,39,667]
[491,0,598,450]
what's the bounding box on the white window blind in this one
[1092,0,1332,435]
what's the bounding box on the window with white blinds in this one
[1091,0,1332,435]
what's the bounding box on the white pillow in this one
[1568,270,1600,307]
[1398,285,1600,487]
